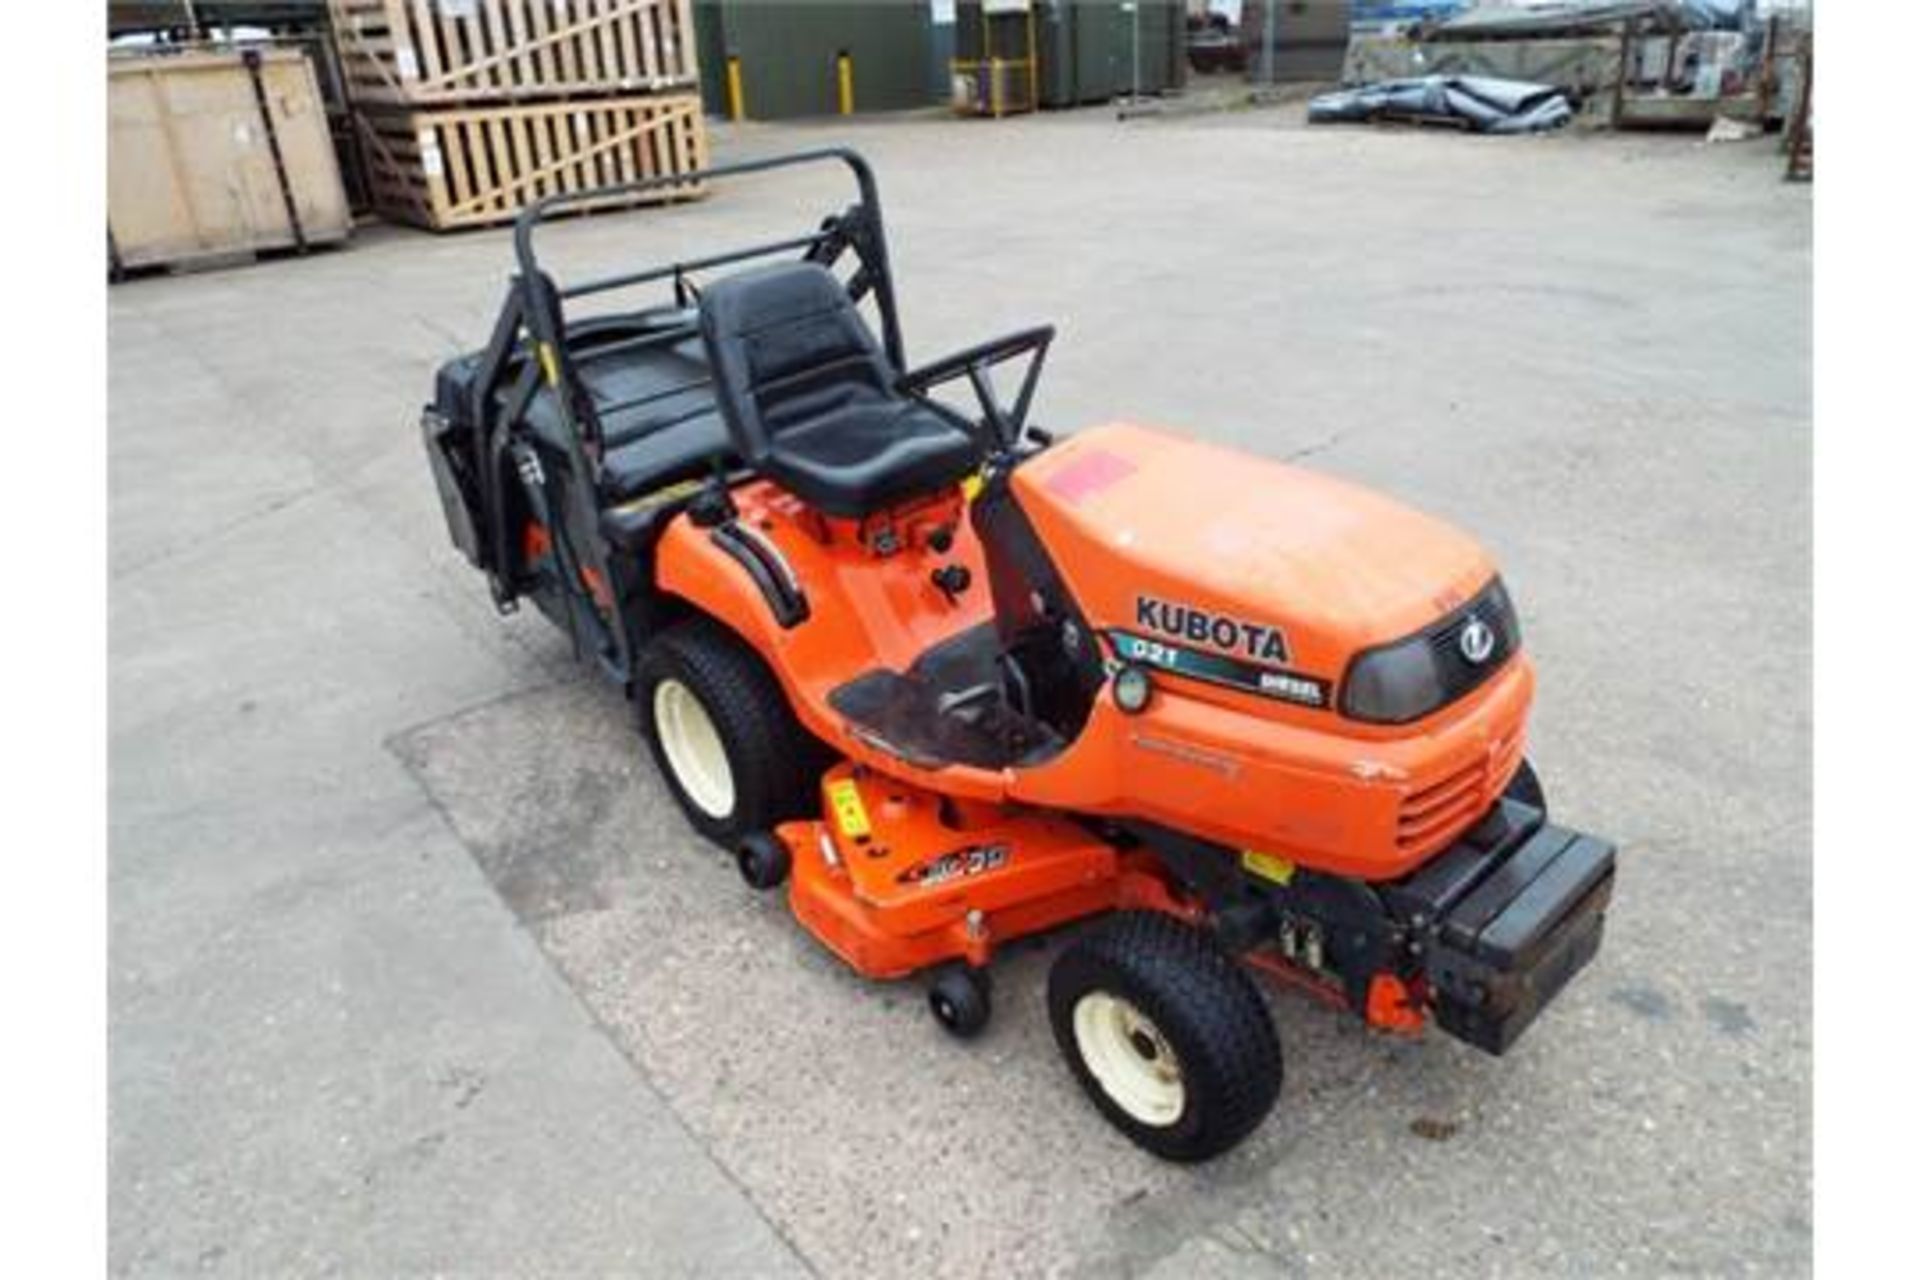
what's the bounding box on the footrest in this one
[827,623,1059,769]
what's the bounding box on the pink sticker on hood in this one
[1044,449,1137,504]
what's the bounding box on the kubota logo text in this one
[1135,596,1288,664]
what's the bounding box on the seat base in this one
[765,398,980,519]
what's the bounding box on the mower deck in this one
[782,763,1121,979]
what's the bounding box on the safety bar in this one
[557,230,831,301]
[898,325,1055,452]
[510,146,902,370]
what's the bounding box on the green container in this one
[957,2,1183,109]
[696,0,936,120]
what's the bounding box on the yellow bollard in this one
[725,55,746,122]
[837,51,855,116]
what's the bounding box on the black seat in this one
[512,332,734,502]
[698,261,981,518]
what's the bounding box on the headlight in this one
[1113,663,1154,714]
[1340,633,1447,724]
[1341,578,1519,725]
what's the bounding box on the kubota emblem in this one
[1459,616,1496,665]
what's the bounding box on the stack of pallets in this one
[328,0,706,231]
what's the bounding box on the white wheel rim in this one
[653,678,735,819]
[1073,991,1186,1127]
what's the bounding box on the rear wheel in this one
[1048,912,1281,1162]
[634,620,825,846]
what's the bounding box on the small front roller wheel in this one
[1048,911,1282,1163]
[735,832,791,890]
[929,965,993,1039]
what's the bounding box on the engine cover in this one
[1012,423,1499,713]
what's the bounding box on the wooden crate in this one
[109,49,352,270]
[356,90,706,230]
[329,0,697,106]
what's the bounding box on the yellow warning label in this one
[1241,851,1295,885]
[536,342,561,387]
[960,472,985,503]
[826,778,871,839]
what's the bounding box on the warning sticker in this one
[826,779,870,840]
[1241,851,1296,885]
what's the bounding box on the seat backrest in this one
[698,261,896,464]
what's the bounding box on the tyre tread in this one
[1050,911,1281,1162]
[636,618,826,842]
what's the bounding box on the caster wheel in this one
[928,965,992,1039]
[735,832,790,890]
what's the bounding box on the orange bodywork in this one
[781,763,1120,978]
[656,422,1531,890]
[1003,424,1530,877]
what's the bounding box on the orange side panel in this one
[654,482,1014,800]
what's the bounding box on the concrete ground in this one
[110,107,1810,1277]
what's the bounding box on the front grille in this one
[1399,757,1488,850]
[1426,579,1519,705]
[1398,726,1526,853]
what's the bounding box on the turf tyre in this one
[635,620,824,846]
[1048,911,1281,1162]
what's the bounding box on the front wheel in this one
[1048,912,1282,1163]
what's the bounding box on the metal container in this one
[696,0,935,120]
[961,1,1182,109]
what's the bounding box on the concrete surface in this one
[111,107,1809,1277]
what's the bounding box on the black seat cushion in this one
[766,399,979,516]
[699,261,980,518]
[509,329,733,503]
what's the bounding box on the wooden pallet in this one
[329,0,697,106]
[357,90,705,230]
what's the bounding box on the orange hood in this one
[1013,423,1498,689]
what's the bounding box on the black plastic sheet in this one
[1420,1,1750,40]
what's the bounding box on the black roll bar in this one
[510,147,904,369]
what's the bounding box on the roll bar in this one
[510,147,904,369]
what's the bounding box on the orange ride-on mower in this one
[421,150,1616,1161]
